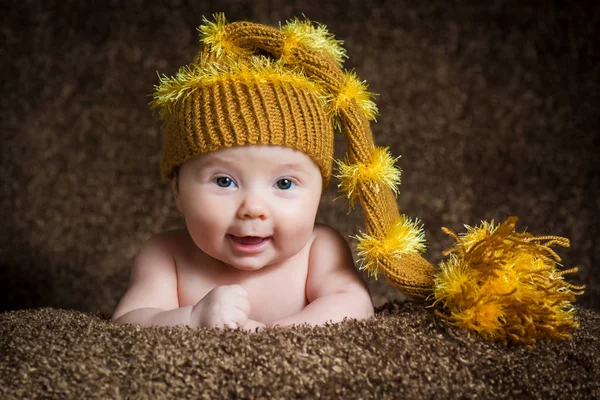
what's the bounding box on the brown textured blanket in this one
[1,0,599,398]
[2,303,599,399]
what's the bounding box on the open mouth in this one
[227,234,271,253]
[231,236,266,244]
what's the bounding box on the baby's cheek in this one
[184,196,229,240]
[278,213,314,248]
[186,191,226,219]
[185,215,224,258]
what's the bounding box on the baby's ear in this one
[171,172,184,214]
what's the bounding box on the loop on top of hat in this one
[354,215,427,279]
[335,147,401,209]
[280,17,347,66]
[199,13,251,58]
[199,13,347,67]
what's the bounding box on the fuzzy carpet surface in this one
[1,0,599,398]
[1,303,599,399]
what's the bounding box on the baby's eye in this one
[214,176,235,188]
[275,178,295,190]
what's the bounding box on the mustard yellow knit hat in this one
[151,14,435,298]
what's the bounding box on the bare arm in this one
[268,225,374,327]
[111,235,189,327]
[112,234,252,329]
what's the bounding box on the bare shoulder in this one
[112,229,185,320]
[309,223,355,269]
[306,224,374,319]
[306,223,368,298]
[128,228,190,281]
[311,223,352,253]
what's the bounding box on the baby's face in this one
[173,145,323,271]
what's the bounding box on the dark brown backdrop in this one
[1,0,598,315]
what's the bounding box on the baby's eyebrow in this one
[195,156,235,168]
[194,158,310,175]
[276,163,309,174]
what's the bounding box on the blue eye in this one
[214,176,235,188]
[275,179,295,190]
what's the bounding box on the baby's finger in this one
[224,320,238,330]
[230,307,249,328]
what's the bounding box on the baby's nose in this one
[237,192,268,220]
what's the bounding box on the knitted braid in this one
[199,15,435,298]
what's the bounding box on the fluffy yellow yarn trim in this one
[325,71,378,130]
[433,217,585,346]
[198,13,251,58]
[354,215,427,279]
[280,17,347,66]
[151,57,324,116]
[335,147,401,208]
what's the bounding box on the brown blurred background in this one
[1,0,598,315]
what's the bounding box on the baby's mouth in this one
[227,234,271,253]
[230,235,267,245]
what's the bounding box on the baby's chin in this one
[219,254,284,272]
[225,262,267,272]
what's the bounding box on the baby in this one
[112,15,434,330]
[112,144,373,330]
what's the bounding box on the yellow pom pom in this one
[335,147,401,209]
[354,215,426,279]
[455,220,499,252]
[325,71,378,130]
[433,217,586,346]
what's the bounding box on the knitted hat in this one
[151,14,435,298]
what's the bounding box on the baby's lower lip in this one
[227,234,271,253]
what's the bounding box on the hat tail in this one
[336,107,434,298]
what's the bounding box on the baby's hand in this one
[191,285,250,329]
